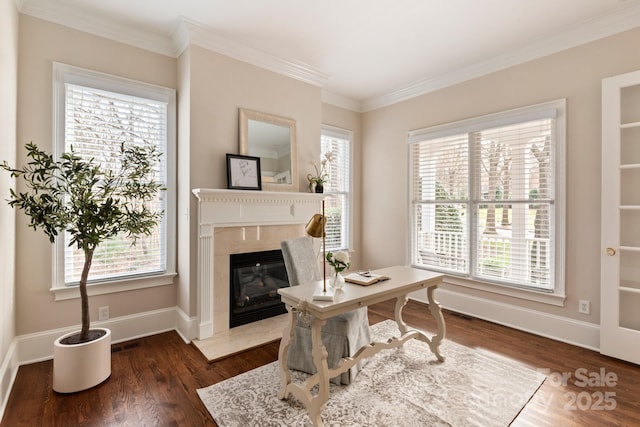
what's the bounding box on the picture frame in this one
[226,153,262,190]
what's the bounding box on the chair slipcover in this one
[281,237,371,385]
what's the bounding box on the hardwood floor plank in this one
[2,300,639,426]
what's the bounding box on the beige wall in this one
[361,27,640,323]
[0,0,18,402]
[15,15,178,335]
[176,48,192,317]
[12,14,334,338]
[177,45,324,317]
[12,7,637,344]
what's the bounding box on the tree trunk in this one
[79,248,94,342]
[484,140,500,234]
[501,166,511,226]
[530,137,550,282]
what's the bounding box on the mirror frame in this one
[239,108,298,192]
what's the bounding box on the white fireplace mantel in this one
[192,189,324,339]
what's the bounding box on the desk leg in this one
[277,305,296,399]
[394,294,409,335]
[396,288,446,363]
[308,316,329,427]
[427,286,446,362]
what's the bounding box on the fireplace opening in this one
[229,249,290,328]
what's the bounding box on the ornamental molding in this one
[192,188,323,229]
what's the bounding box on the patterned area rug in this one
[198,320,544,426]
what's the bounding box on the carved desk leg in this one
[308,316,329,427]
[427,286,446,362]
[394,294,409,335]
[277,305,296,399]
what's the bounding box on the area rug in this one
[198,320,544,426]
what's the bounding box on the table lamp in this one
[305,200,334,301]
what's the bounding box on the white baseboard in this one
[411,287,600,351]
[1,306,196,422]
[3,293,601,423]
[16,307,179,365]
[12,293,600,365]
[175,306,198,343]
[0,339,18,424]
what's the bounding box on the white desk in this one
[277,265,446,426]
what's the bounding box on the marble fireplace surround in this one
[192,189,324,341]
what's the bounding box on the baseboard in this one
[2,306,196,422]
[0,339,19,424]
[175,306,198,344]
[6,290,601,422]
[411,287,600,351]
[16,307,179,365]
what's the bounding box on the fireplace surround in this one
[192,189,324,339]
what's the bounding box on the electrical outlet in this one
[98,306,109,321]
[578,300,590,315]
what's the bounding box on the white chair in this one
[281,236,371,385]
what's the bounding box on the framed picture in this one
[226,154,262,190]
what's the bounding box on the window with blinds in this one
[409,100,565,292]
[53,63,176,288]
[321,126,352,251]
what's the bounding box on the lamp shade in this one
[305,213,325,238]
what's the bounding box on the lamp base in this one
[312,285,334,301]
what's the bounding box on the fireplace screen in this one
[229,249,290,328]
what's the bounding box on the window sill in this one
[442,275,566,307]
[50,272,177,301]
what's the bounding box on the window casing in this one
[409,100,565,295]
[321,125,352,251]
[52,63,176,296]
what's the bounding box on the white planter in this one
[53,327,111,393]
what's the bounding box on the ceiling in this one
[18,0,640,111]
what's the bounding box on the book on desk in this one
[344,272,390,286]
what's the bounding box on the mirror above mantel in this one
[239,108,298,192]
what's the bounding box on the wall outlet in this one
[578,300,590,315]
[98,306,109,321]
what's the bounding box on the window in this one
[52,63,176,294]
[409,100,565,294]
[321,125,352,251]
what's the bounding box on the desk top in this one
[278,265,443,319]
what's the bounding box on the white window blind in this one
[54,63,176,288]
[411,133,469,273]
[321,126,352,251]
[410,100,565,292]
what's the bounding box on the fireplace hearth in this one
[229,249,289,328]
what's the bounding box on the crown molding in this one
[18,0,640,113]
[171,17,328,88]
[18,0,175,57]
[362,1,640,112]
[321,90,362,112]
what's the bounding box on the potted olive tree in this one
[1,142,164,392]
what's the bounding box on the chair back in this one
[281,237,320,286]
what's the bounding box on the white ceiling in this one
[17,0,640,111]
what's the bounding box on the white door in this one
[601,70,640,364]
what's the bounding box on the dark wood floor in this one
[2,300,639,426]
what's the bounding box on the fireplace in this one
[229,249,289,328]
[192,188,324,339]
